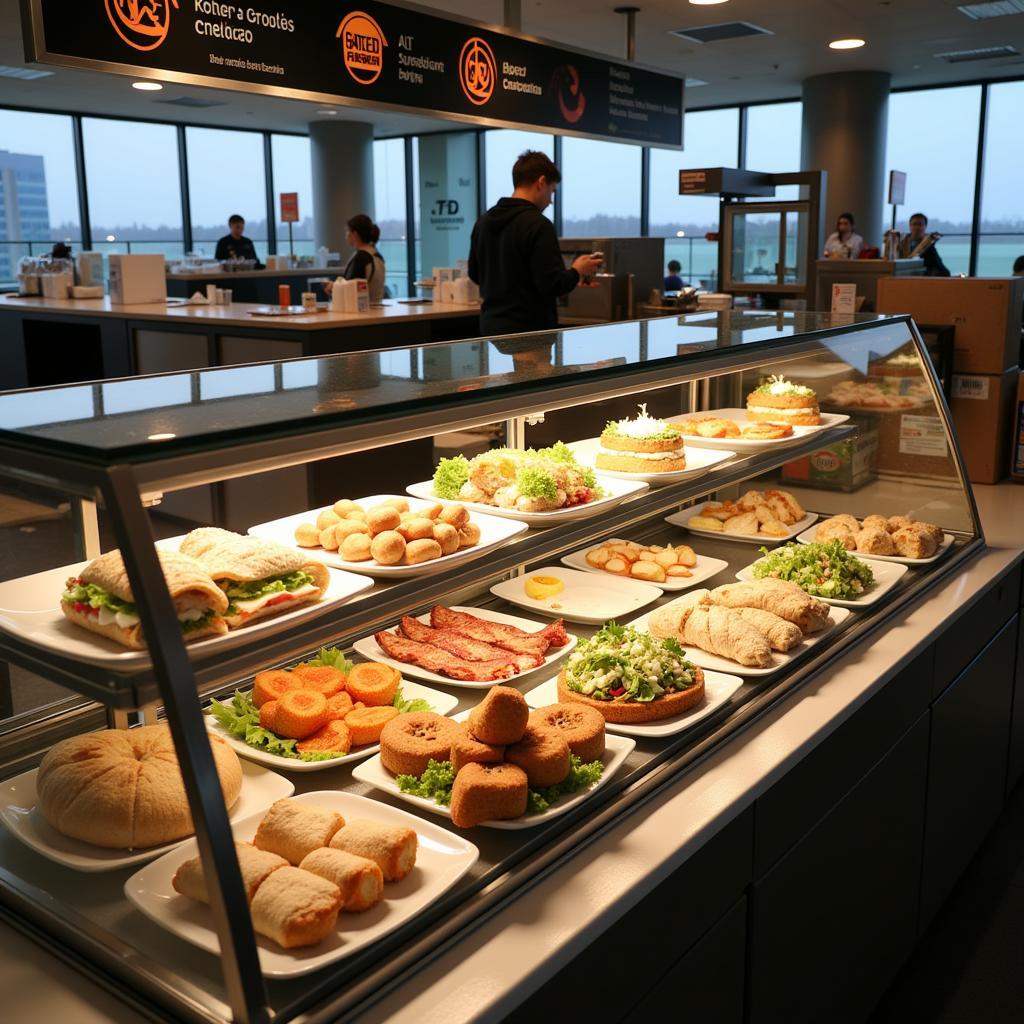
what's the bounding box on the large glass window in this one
[0,109,81,284]
[648,107,740,290]
[484,129,555,220]
[186,127,268,258]
[561,137,641,237]
[373,137,408,297]
[270,134,313,256]
[884,86,982,275]
[82,117,182,263]
[745,101,802,200]
[979,80,1024,278]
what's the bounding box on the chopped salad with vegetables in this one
[752,540,875,600]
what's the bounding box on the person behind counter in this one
[823,212,864,260]
[664,259,686,292]
[468,150,603,336]
[214,215,263,267]
[322,215,387,303]
[1012,255,1024,276]
[899,212,950,277]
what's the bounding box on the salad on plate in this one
[751,540,875,601]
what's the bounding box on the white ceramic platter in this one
[666,409,850,451]
[0,760,294,873]
[666,506,818,545]
[795,523,955,565]
[205,679,459,772]
[565,438,737,486]
[124,791,478,978]
[247,495,528,579]
[352,605,577,690]
[406,476,648,527]
[489,566,661,624]
[734,558,908,608]
[561,540,731,593]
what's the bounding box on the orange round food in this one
[275,689,329,740]
[346,663,401,707]
[326,691,355,720]
[296,720,352,756]
[345,705,400,746]
[292,664,347,698]
[252,669,299,708]
[259,699,279,732]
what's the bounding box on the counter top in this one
[166,266,332,279]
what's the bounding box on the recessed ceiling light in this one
[147,432,176,441]
[689,0,730,5]
[315,108,337,115]
[132,81,163,91]
[829,38,866,49]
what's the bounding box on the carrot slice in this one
[296,720,351,756]
[325,691,354,720]
[346,663,401,707]
[275,688,329,740]
[344,705,400,746]
[252,669,300,708]
[292,664,347,698]
[259,699,279,732]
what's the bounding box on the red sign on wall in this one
[280,192,300,223]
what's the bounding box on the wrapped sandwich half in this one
[179,527,329,628]
[61,549,229,649]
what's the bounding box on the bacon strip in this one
[374,630,517,681]
[430,606,568,654]
[399,616,542,672]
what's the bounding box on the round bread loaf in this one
[556,669,705,724]
[36,724,242,850]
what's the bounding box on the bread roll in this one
[299,847,383,912]
[403,538,442,564]
[329,819,417,882]
[172,841,287,904]
[250,866,342,948]
[253,799,345,865]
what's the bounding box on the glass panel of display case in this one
[730,210,782,286]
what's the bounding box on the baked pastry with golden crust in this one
[253,799,345,865]
[731,607,804,651]
[816,517,857,550]
[450,721,504,774]
[556,670,705,723]
[528,704,606,763]
[329,819,417,881]
[249,866,342,948]
[300,847,383,911]
[380,712,458,778]
[708,580,831,634]
[172,841,286,904]
[449,762,528,828]
[596,406,686,473]
[468,687,529,746]
[891,526,936,559]
[855,527,896,556]
[505,725,571,788]
[746,376,820,426]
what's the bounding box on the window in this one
[373,138,408,297]
[648,107,740,289]
[560,137,641,236]
[884,86,982,275]
[82,118,182,263]
[0,109,81,284]
[270,134,313,256]
[979,80,1024,278]
[745,101,802,200]
[186,127,268,258]
[484,129,555,220]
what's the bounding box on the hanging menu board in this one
[24,0,685,147]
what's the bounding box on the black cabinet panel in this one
[748,715,929,1024]
[1008,617,1024,793]
[754,644,933,877]
[921,615,1018,928]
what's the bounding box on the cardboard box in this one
[1012,371,1024,483]
[108,254,167,305]
[950,369,1018,485]
[780,429,878,492]
[876,276,1024,374]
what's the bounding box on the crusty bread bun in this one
[36,725,242,849]
[556,669,705,724]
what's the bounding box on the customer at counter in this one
[899,212,951,277]
[322,215,387,303]
[468,150,603,335]
[214,215,263,266]
[823,212,864,260]
[1013,255,1024,276]
[664,259,686,292]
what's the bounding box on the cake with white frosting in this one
[746,375,821,426]
[595,405,686,473]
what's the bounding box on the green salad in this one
[396,756,604,815]
[563,623,698,703]
[752,540,875,600]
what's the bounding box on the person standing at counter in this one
[664,259,686,292]
[1014,255,1024,276]
[899,213,950,277]
[823,212,864,260]
[323,215,387,303]
[215,215,263,266]
[468,150,603,335]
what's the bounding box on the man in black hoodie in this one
[468,150,602,336]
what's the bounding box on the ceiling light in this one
[147,432,176,441]
[316,108,337,115]
[829,38,866,49]
[132,81,163,91]
[689,0,730,5]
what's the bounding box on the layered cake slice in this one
[595,404,686,473]
[746,375,821,426]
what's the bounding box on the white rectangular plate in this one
[406,476,648,528]
[353,605,577,690]
[523,670,745,737]
[124,791,478,978]
[205,679,459,772]
[561,540,731,593]
[735,558,908,608]
[795,523,955,565]
[0,540,372,671]
[0,760,294,873]
[666,506,818,545]
[628,605,852,677]
[666,409,850,451]
[352,711,635,830]
[248,495,528,579]
[490,566,661,624]
[566,438,737,486]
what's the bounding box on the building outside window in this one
[560,137,641,238]
[372,137,408,297]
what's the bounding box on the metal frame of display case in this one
[0,313,984,1024]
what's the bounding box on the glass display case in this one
[0,311,983,1024]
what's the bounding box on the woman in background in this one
[823,212,864,260]
[325,215,387,303]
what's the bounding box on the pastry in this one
[653,601,774,668]
[528,704,606,763]
[274,689,330,740]
[249,866,342,948]
[861,515,890,533]
[450,721,505,773]
[815,517,857,550]
[678,416,740,438]
[173,841,287,904]
[886,515,915,533]
[35,725,241,850]
[449,762,529,828]
[380,712,458,777]
[252,798,345,865]
[855,527,896,556]
[505,724,571,787]
[299,847,383,912]
[328,819,417,881]
[707,580,831,634]
[731,607,804,652]
[340,532,373,561]
[595,404,686,473]
[891,526,935,559]
[468,686,529,746]
[908,521,944,547]
[740,422,793,440]
[746,375,821,426]
[367,506,401,535]
[403,538,443,564]
[344,706,400,745]
[722,511,759,535]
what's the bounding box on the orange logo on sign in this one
[553,64,586,124]
[459,37,496,106]
[337,11,387,85]
[105,0,177,52]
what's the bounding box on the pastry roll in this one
[253,798,345,865]
[249,866,342,948]
[172,841,287,904]
[329,819,417,882]
[299,847,384,912]
[732,607,804,652]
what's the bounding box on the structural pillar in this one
[801,71,891,248]
[309,121,374,252]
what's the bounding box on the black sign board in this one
[23,0,685,147]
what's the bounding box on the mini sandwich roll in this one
[172,841,287,904]
[329,819,417,882]
[249,866,342,949]
[299,847,384,912]
[253,798,345,865]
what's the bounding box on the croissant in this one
[732,607,804,651]
[650,596,772,668]
[708,580,830,634]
